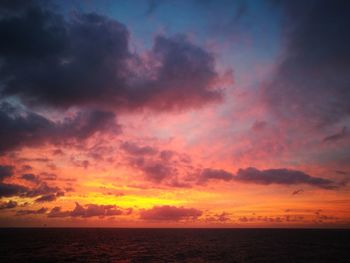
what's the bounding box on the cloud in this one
[47,202,125,218]
[16,207,48,216]
[0,165,14,181]
[234,167,338,189]
[141,162,176,183]
[21,173,40,183]
[0,2,223,112]
[0,178,63,200]
[159,150,175,161]
[125,148,195,185]
[130,34,222,111]
[0,0,36,12]
[0,183,28,197]
[0,8,129,108]
[198,168,233,183]
[47,207,71,218]
[0,200,17,210]
[335,170,349,175]
[292,189,304,195]
[139,205,202,221]
[238,216,284,223]
[0,1,225,156]
[35,191,64,203]
[120,142,157,156]
[0,102,117,154]
[251,121,267,132]
[72,203,123,217]
[23,182,61,198]
[39,172,57,181]
[129,156,177,183]
[264,0,350,126]
[21,165,33,171]
[205,212,231,222]
[323,127,349,143]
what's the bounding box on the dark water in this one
[0,228,349,262]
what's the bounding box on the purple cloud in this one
[120,142,157,156]
[48,202,125,218]
[234,167,338,189]
[198,168,233,183]
[264,1,350,126]
[323,127,349,143]
[0,200,17,210]
[0,165,14,181]
[0,2,223,112]
[16,207,48,216]
[140,205,202,221]
[0,102,118,154]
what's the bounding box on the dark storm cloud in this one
[0,200,17,210]
[234,167,338,189]
[198,168,233,183]
[0,102,117,154]
[0,2,222,111]
[139,205,202,221]
[264,0,350,126]
[0,165,14,181]
[47,202,125,218]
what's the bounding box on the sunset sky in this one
[0,0,349,228]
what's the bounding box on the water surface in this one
[0,228,349,262]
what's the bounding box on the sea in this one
[0,228,349,262]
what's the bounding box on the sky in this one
[0,0,349,228]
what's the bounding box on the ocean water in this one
[0,228,349,262]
